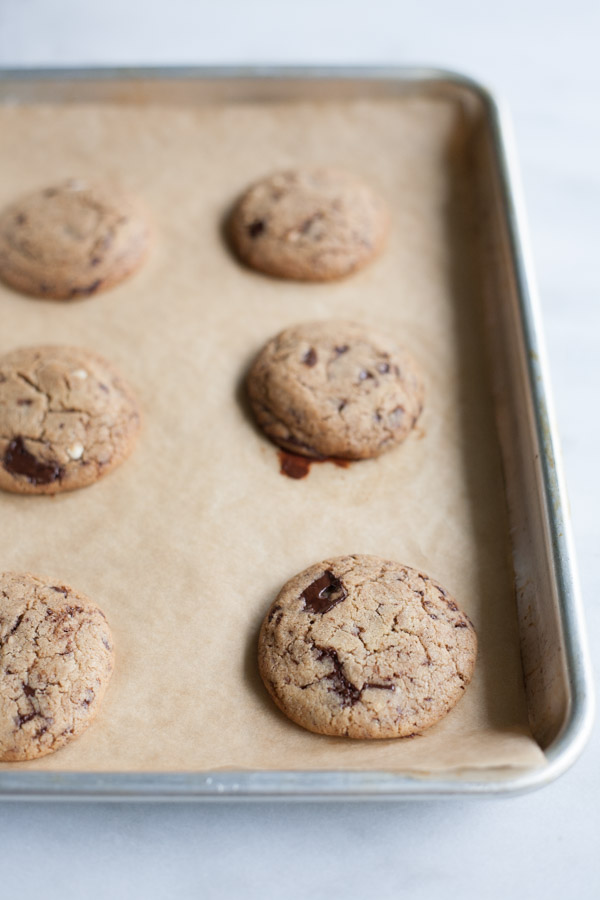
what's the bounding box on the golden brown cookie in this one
[0,179,151,299]
[0,572,114,761]
[258,555,477,739]
[0,345,140,494]
[229,168,389,280]
[246,320,424,459]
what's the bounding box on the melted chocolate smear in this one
[302,571,347,614]
[3,437,63,485]
[365,683,396,691]
[278,450,350,480]
[278,450,311,479]
[316,648,361,706]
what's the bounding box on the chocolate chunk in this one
[17,398,33,406]
[358,369,374,381]
[3,437,63,485]
[16,711,38,728]
[364,682,396,691]
[22,684,35,697]
[302,571,347,614]
[51,586,68,596]
[248,219,265,238]
[69,279,102,298]
[421,599,438,620]
[302,347,317,367]
[335,345,349,355]
[316,647,361,706]
[377,362,390,374]
[9,613,25,636]
[65,605,84,616]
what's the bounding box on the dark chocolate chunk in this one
[316,647,361,706]
[302,571,347,615]
[248,219,265,238]
[81,688,95,707]
[302,347,317,367]
[3,437,63,485]
[16,711,38,728]
[69,279,102,298]
[377,362,390,374]
[9,613,25,636]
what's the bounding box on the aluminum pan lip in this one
[0,65,593,800]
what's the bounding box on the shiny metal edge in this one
[0,65,593,800]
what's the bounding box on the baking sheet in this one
[0,93,545,772]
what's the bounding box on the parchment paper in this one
[0,92,545,773]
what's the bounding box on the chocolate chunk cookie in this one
[0,179,151,299]
[229,168,389,281]
[246,320,424,459]
[0,345,140,494]
[259,555,477,739]
[0,572,114,761]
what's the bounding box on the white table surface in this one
[0,2,598,897]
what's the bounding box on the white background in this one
[0,2,598,897]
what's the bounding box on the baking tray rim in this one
[0,64,593,800]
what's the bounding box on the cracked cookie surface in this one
[0,572,114,761]
[246,320,424,459]
[0,179,151,299]
[258,555,477,739]
[229,168,389,281]
[0,345,141,494]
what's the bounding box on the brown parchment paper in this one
[0,92,545,773]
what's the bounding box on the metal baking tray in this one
[0,66,593,800]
